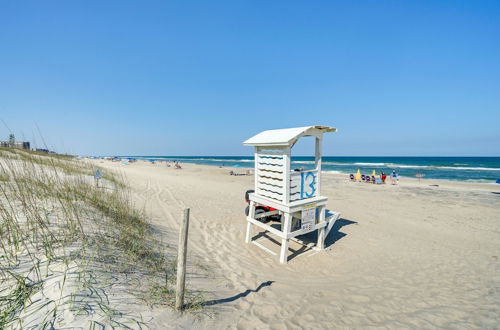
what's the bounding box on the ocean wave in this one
[200,158,254,163]
[130,157,500,172]
[463,179,499,184]
[322,162,363,166]
[435,166,500,171]
[386,164,500,171]
[353,162,387,166]
[292,160,315,164]
[387,164,432,169]
[156,157,255,163]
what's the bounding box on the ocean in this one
[120,156,500,183]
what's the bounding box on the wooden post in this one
[317,205,326,250]
[175,208,190,310]
[280,213,292,264]
[315,136,322,196]
[245,201,256,243]
[283,148,291,204]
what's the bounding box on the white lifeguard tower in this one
[243,126,341,263]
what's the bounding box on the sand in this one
[93,159,500,329]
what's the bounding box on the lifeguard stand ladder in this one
[243,126,341,264]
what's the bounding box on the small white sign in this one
[301,207,316,231]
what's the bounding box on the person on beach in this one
[390,170,398,185]
[380,172,387,183]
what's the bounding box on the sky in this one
[0,0,499,156]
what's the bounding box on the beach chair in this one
[349,174,355,181]
[361,174,366,182]
[366,176,371,183]
[371,176,376,184]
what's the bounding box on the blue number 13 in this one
[300,172,316,199]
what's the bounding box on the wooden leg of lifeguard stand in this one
[316,206,326,250]
[280,213,292,264]
[245,201,255,243]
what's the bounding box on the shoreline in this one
[98,158,500,189]
[95,155,500,185]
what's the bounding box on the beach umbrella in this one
[233,164,241,168]
[355,169,361,181]
[372,169,376,177]
[496,179,500,184]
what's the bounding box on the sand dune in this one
[94,160,500,329]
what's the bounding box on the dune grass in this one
[0,148,197,328]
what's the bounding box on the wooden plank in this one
[257,192,281,202]
[252,241,277,256]
[256,157,284,166]
[254,148,258,196]
[280,213,292,263]
[256,188,282,201]
[284,148,291,204]
[257,176,283,186]
[287,221,327,239]
[257,170,283,180]
[246,216,286,238]
[257,153,284,160]
[257,184,284,197]
[315,136,322,196]
[246,201,256,243]
[254,210,279,219]
[324,212,341,237]
[257,164,284,172]
[257,158,284,171]
[249,193,328,213]
[257,182,284,194]
[257,148,285,155]
[317,205,326,250]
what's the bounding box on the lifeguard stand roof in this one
[243,126,337,147]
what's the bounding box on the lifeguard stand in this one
[243,126,341,263]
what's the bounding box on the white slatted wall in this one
[255,149,319,203]
[255,148,286,202]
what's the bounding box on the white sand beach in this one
[93,159,500,329]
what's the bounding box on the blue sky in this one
[0,0,499,156]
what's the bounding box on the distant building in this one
[0,134,30,150]
[0,141,31,149]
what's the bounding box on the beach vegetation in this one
[0,149,202,327]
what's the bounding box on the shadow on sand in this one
[195,218,357,308]
[190,281,275,307]
[250,217,357,262]
[287,218,357,261]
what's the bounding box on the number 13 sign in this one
[300,172,316,199]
